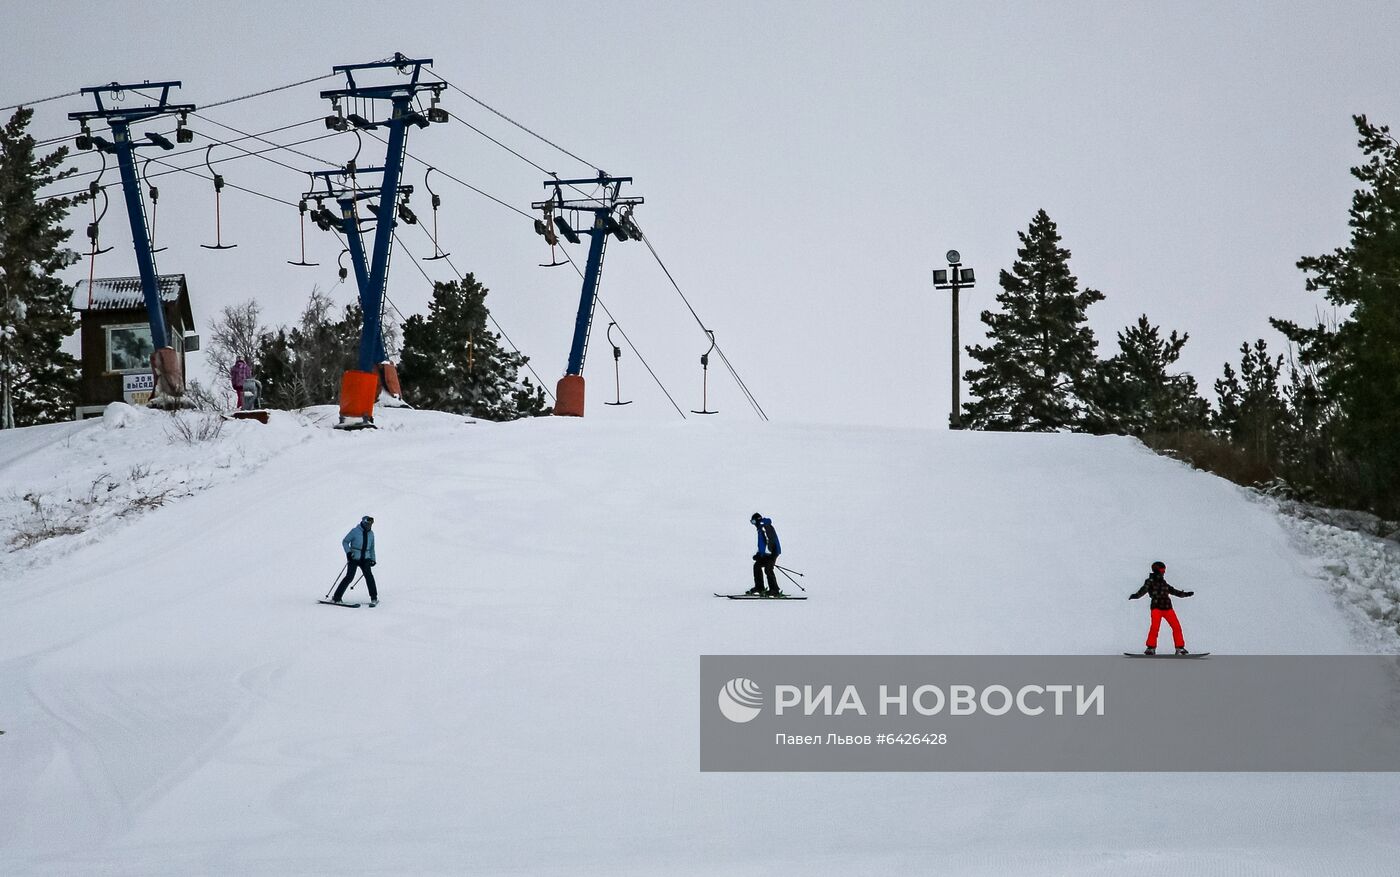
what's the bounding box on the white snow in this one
[0,408,1397,875]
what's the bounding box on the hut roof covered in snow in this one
[71,275,188,312]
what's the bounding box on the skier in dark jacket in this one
[332,516,378,606]
[1129,560,1193,654]
[747,512,783,596]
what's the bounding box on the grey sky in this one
[5,1,1397,426]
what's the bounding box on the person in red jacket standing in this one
[1129,561,1195,655]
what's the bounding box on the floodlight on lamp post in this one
[932,249,976,429]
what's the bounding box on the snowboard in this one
[319,599,361,608]
[714,593,808,600]
[1123,652,1210,658]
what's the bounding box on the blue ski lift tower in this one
[69,81,195,407]
[314,53,445,428]
[532,174,643,416]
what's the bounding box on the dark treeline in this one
[210,276,548,422]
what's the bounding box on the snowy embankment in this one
[0,406,1397,876]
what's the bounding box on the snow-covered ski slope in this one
[1,405,1397,875]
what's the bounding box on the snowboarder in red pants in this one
[1129,561,1194,655]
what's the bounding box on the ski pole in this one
[777,566,806,592]
[776,564,804,577]
[324,562,349,600]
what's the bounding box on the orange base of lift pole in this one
[339,370,379,420]
[554,374,585,417]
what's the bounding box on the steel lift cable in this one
[39,118,328,189]
[636,231,769,420]
[1,89,82,113]
[554,243,687,419]
[41,126,347,203]
[396,225,556,402]
[430,70,600,173]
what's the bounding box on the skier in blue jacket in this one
[747,512,783,596]
[332,515,378,606]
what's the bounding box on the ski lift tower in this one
[316,53,445,428]
[69,81,195,407]
[532,174,643,416]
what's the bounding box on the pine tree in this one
[256,288,360,409]
[398,276,548,420]
[1212,339,1287,471]
[963,210,1104,431]
[1085,315,1209,436]
[1273,115,1400,515]
[0,107,81,427]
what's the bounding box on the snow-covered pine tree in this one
[398,276,548,420]
[0,107,82,428]
[1084,315,1209,436]
[963,210,1103,431]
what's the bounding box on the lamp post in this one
[932,250,976,429]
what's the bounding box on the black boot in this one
[1143,647,1156,656]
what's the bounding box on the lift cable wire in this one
[188,125,331,177]
[135,151,299,208]
[637,232,769,420]
[126,85,343,171]
[393,227,555,402]
[430,70,599,173]
[444,110,552,175]
[200,72,339,111]
[188,113,337,168]
[56,117,317,165]
[555,245,687,419]
[40,120,332,195]
[34,117,319,172]
[23,71,339,148]
[39,125,346,203]
[1,89,83,113]
[362,129,535,221]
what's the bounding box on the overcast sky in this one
[6,1,1399,427]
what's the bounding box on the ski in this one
[318,599,361,608]
[714,593,808,600]
[1122,652,1210,658]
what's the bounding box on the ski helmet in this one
[750,512,762,524]
[362,515,375,527]
[1151,560,1166,574]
